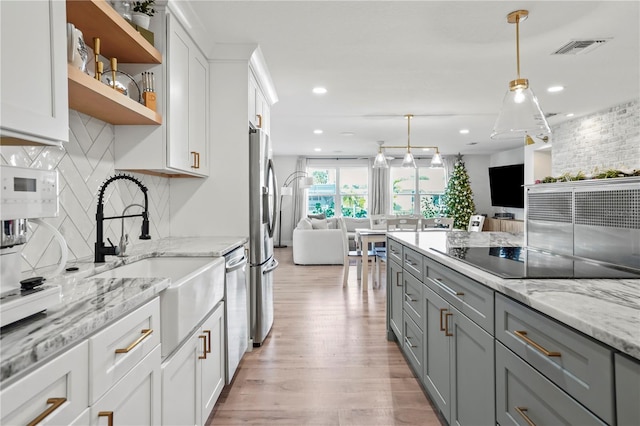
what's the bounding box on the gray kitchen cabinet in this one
[388,258,403,342]
[615,353,640,426]
[496,342,606,425]
[0,0,68,146]
[403,314,423,377]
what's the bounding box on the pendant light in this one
[491,10,551,139]
[401,114,417,168]
[373,141,389,168]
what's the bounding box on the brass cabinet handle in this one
[444,312,453,336]
[514,330,561,357]
[98,411,114,426]
[515,406,537,426]
[198,334,207,359]
[433,278,464,297]
[439,308,448,331]
[204,329,212,353]
[404,293,417,303]
[404,336,417,348]
[190,151,200,169]
[115,329,153,354]
[396,271,402,286]
[27,397,67,426]
[256,114,263,128]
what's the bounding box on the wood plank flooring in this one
[207,247,442,425]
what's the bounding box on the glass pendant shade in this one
[491,83,551,139]
[401,152,416,168]
[373,151,389,168]
[430,152,443,168]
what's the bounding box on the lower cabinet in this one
[615,353,640,425]
[162,301,225,426]
[388,259,403,341]
[422,284,495,425]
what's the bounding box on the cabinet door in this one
[616,353,640,426]
[161,329,201,426]
[0,0,68,145]
[0,341,88,425]
[201,303,226,424]
[450,308,495,426]
[483,219,500,232]
[91,345,161,426]
[167,13,190,172]
[422,285,451,423]
[248,73,258,127]
[189,48,209,175]
[388,260,403,341]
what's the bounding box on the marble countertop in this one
[388,231,640,360]
[0,236,247,384]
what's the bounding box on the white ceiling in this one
[177,1,639,158]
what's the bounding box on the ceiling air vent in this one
[552,39,610,55]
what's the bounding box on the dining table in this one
[354,228,387,291]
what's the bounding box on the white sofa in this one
[292,216,370,265]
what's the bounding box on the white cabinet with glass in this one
[0,0,68,146]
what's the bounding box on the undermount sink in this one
[92,256,225,358]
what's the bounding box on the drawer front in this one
[402,246,423,280]
[387,238,403,264]
[425,257,494,334]
[89,297,161,404]
[495,294,613,424]
[0,341,89,426]
[615,353,640,425]
[403,271,423,328]
[388,259,404,341]
[496,342,606,426]
[403,315,423,378]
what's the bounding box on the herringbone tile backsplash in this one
[1,110,170,273]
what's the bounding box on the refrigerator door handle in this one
[266,158,278,238]
[226,256,247,273]
[262,258,279,274]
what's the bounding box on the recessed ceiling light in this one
[459,129,470,134]
[547,86,564,93]
[314,148,322,152]
[313,129,323,134]
[312,87,327,94]
[566,113,575,117]
[340,132,355,136]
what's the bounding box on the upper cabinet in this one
[66,0,162,126]
[249,72,271,135]
[0,0,69,146]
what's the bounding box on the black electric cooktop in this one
[435,246,640,279]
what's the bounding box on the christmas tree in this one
[443,154,476,230]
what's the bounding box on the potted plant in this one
[131,0,155,29]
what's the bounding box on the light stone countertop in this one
[0,236,247,384]
[388,231,640,360]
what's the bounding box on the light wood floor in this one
[207,247,443,425]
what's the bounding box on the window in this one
[307,165,369,217]
[390,164,446,217]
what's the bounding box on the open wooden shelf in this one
[68,65,161,125]
[66,0,161,64]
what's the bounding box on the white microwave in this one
[0,165,58,220]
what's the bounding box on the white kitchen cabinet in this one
[115,9,209,177]
[0,0,68,146]
[0,341,88,425]
[249,72,270,134]
[90,345,161,426]
[161,301,225,426]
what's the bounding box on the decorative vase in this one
[132,12,151,30]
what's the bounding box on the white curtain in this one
[443,155,457,180]
[291,156,307,228]
[370,160,390,215]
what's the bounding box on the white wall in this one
[461,155,492,218]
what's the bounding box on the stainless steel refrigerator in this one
[249,126,279,346]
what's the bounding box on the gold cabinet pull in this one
[27,397,67,426]
[433,278,464,297]
[396,271,402,286]
[515,406,536,426]
[198,334,207,359]
[256,114,263,128]
[404,293,417,303]
[439,308,448,331]
[444,312,453,336]
[404,336,417,348]
[204,329,212,353]
[514,330,561,357]
[98,411,114,426]
[115,329,153,354]
[190,151,200,169]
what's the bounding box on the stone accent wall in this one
[552,99,640,176]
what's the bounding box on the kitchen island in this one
[387,230,640,426]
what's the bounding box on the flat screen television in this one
[488,164,524,208]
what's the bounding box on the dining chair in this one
[340,217,377,287]
[369,214,388,230]
[468,215,485,232]
[386,216,420,231]
[421,217,454,230]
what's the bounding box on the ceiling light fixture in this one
[547,86,564,93]
[566,113,575,117]
[313,129,323,134]
[491,10,551,140]
[459,129,470,134]
[525,135,550,145]
[312,87,327,94]
[372,114,443,169]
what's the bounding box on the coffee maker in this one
[1,165,62,327]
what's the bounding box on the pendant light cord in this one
[406,114,413,153]
[515,13,521,79]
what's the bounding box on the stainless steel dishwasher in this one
[224,246,249,384]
